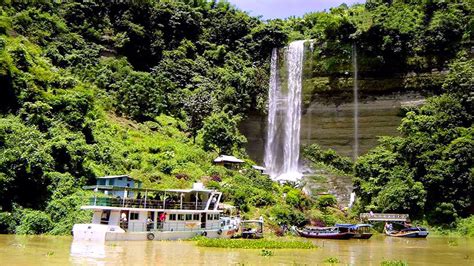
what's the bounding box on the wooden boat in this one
[385,227,429,238]
[296,226,353,239]
[239,220,264,239]
[335,224,373,239]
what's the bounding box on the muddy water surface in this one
[0,234,472,265]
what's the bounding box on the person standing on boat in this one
[159,212,166,229]
[120,212,128,229]
[147,217,153,231]
[384,222,392,232]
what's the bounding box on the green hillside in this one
[0,1,472,235]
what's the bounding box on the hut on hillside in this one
[213,155,244,170]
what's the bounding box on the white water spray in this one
[352,43,359,161]
[265,40,305,182]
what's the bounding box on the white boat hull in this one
[73,224,235,242]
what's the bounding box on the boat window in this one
[169,214,176,221]
[98,179,106,185]
[186,214,192,220]
[100,210,110,224]
[214,214,219,220]
[193,214,199,220]
[178,214,185,221]
[130,212,139,220]
[109,179,115,186]
[207,214,213,220]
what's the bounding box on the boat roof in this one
[252,165,266,171]
[305,226,337,230]
[82,185,216,193]
[335,223,372,229]
[213,155,244,163]
[81,206,221,213]
[241,220,263,224]
[97,175,138,180]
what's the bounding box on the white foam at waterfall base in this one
[264,40,305,182]
[274,171,303,183]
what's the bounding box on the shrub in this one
[317,194,337,208]
[269,205,306,226]
[15,209,52,235]
[0,212,16,233]
[456,216,474,237]
[380,260,408,266]
[303,144,353,173]
[306,209,339,227]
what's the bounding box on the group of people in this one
[119,212,167,231]
[384,220,412,232]
[384,222,393,232]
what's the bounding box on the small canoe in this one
[296,227,353,240]
[385,227,429,238]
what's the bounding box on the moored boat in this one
[296,226,353,239]
[73,175,238,242]
[239,220,264,239]
[385,227,429,238]
[335,223,373,239]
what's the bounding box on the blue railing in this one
[88,197,206,210]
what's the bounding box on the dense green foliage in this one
[303,144,353,174]
[353,59,473,224]
[289,0,473,103]
[456,216,474,237]
[0,0,472,235]
[291,0,472,73]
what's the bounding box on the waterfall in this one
[264,48,279,175]
[352,43,359,161]
[265,40,305,182]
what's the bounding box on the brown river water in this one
[0,234,472,265]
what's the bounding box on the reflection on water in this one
[70,242,108,265]
[0,234,473,265]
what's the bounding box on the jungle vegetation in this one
[0,0,472,234]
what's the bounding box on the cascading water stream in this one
[265,40,305,182]
[264,48,279,175]
[352,43,359,161]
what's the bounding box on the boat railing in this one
[88,197,206,210]
[119,221,221,232]
[360,213,409,222]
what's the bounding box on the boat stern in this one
[73,224,125,242]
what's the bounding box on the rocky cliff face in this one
[241,42,445,165]
[240,80,433,163]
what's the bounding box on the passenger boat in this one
[385,227,429,238]
[239,220,264,239]
[73,175,238,242]
[296,226,353,239]
[335,224,373,239]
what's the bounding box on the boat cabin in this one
[95,175,141,198]
[239,220,264,239]
[83,181,224,234]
